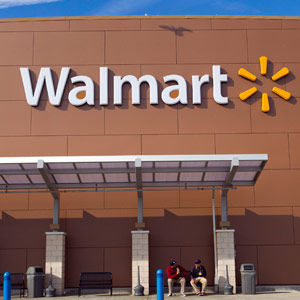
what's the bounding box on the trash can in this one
[240,264,256,294]
[27,266,45,297]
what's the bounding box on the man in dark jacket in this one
[166,260,187,297]
[190,259,207,296]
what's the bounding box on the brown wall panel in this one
[254,170,300,207]
[0,249,27,273]
[289,133,300,169]
[293,207,300,244]
[65,210,133,248]
[0,211,50,249]
[0,32,33,65]
[6,210,53,220]
[0,67,33,101]
[105,191,180,210]
[146,208,213,247]
[65,247,104,287]
[141,18,211,31]
[86,209,137,219]
[105,31,176,65]
[27,248,45,271]
[0,20,69,31]
[144,209,165,218]
[179,190,218,208]
[31,101,105,136]
[70,19,140,31]
[0,102,31,136]
[285,63,300,97]
[250,96,300,133]
[248,30,300,63]
[282,19,300,28]
[0,136,68,157]
[178,99,251,134]
[104,191,137,209]
[104,247,131,286]
[0,193,28,211]
[258,245,300,284]
[29,193,52,210]
[68,135,141,156]
[61,192,104,210]
[104,100,178,135]
[177,30,247,64]
[66,208,138,219]
[142,134,215,155]
[229,207,294,245]
[144,190,180,209]
[216,133,289,169]
[235,246,258,285]
[149,246,181,286]
[228,187,255,208]
[34,32,105,65]
[211,18,281,29]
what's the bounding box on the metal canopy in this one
[0,154,268,231]
[0,154,268,191]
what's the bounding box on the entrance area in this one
[0,154,267,295]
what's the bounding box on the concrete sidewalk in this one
[4,286,300,299]
[12,291,300,300]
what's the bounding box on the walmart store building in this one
[0,15,299,295]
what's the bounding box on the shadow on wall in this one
[158,26,192,36]
[0,209,299,288]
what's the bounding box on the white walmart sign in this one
[20,66,228,107]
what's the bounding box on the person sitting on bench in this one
[190,259,207,296]
[166,260,187,297]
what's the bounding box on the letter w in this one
[20,67,70,106]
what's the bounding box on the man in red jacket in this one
[166,260,187,297]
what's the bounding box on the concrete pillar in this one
[45,232,66,296]
[131,230,149,295]
[216,229,236,294]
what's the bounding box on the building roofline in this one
[1,14,300,23]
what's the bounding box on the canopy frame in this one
[0,154,268,231]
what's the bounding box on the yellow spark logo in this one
[238,56,291,112]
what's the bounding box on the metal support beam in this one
[224,156,239,187]
[220,194,228,224]
[37,160,60,231]
[135,158,144,230]
[220,157,239,228]
[211,187,219,293]
[37,160,60,200]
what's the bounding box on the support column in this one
[216,229,236,294]
[131,230,149,295]
[45,232,66,296]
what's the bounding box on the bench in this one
[174,271,202,290]
[78,272,112,296]
[173,271,192,286]
[0,273,25,297]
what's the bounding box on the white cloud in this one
[0,0,61,9]
[94,0,160,16]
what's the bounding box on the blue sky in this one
[0,0,300,19]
